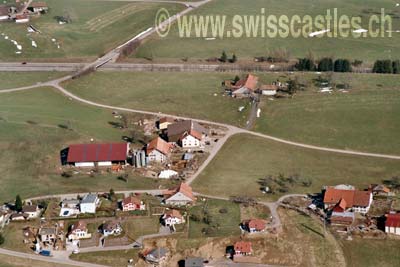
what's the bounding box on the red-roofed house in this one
[66,143,130,167]
[162,209,185,226]
[163,183,195,206]
[146,137,173,163]
[385,213,400,235]
[231,74,259,98]
[121,196,145,211]
[68,220,91,241]
[241,219,268,233]
[323,186,372,214]
[167,120,208,148]
[234,241,252,256]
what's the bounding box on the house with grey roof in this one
[79,194,100,214]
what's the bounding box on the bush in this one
[0,234,4,245]
[334,59,352,72]
[295,58,316,71]
[318,58,333,72]
[219,208,228,214]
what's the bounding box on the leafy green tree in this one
[0,234,4,245]
[220,51,227,63]
[318,58,333,72]
[109,189,115,201]
[231,53,237,63]
[15,195,22,212]
[392,60,400,74]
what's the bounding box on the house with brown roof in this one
[146,137,173,163]
[68,220,91,241]
[121,196,145,211]
[102,221,122,237]
[15,14,29,23]
[260,84,278,96]
[167,120,208,148]
[0,5,10,21]
[323,185,373,214]
[234,241,252,256]
[385,213,400,235]
[22,205,41,219]
[163,183,195,206]
[241,219,268,233]
[162,209,185,226]
[159,117,175,131]
[27,2,48,13]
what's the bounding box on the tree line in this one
[372,60,400,74]
[295,57,353,72]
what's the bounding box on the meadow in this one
[0,86,173,202]
[191,134,400,201]
[0,71,66,90]
[0,0,183,61]
[135,0,400,63]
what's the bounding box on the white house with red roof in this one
[121,196,145,211]
[68,220,91,241]
[146,137,173,163]
[385,213,400,235]
[241,219,268,233]
[234,241,252,256]
[163,183,195,206]
[66,143,130,167]
[162,209,185,226]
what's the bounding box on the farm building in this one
[146,137,173,163]
[15,14,29,23]
[260,84,278,96]
[121,196,145,211]
[225,74,259,98]
[385,213,400,236]
[163,183,195,206]
[0,5,10,21]
[323,185,373,214]
[27,2,48,13]
[158,117,175,130]
[167,120,208,148]
[66,143,130,167]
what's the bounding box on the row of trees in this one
[296,58,352,72]
[220,51,237,63]
[372,60,400,74]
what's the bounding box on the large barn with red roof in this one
[66,143,130,167]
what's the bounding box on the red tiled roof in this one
[67,143,128,163]
[333,199,347,212]
[146,137,172,155]
[244,74,258,91]
[164,209,183,219]
[159,117,175,124]
[70,220,87,234]
[323,187,371,208]
[260,84,278,90]
[385,214,400,228]
[164,183,195,201]
[234,241,252,253]
[122,196,141,207]
[245,219,267,231]
[29,2,48,8]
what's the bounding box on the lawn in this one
[63,71,251,127]
[188,198,241,238]
[121,216,160,241]
[135,0,400,63]
[192,134,400,201]
[0,0,184,61]
[342,239,400,267]
[70,249,140,267]
[0,86,174,203]
[0,72,67,90]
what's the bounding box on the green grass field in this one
[0,0,183,61]
[0,87,173,202]
[135,0,400,63]
[254,72,400,154]
[0,72,66,90]
[70,249,139,267]
[188,199,241,238]
[63,71,251,127]
[192,134,400,200]
[65,71,400,154]
[0,255,74,267]
[342,239,400,267]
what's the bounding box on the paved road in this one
[0,248,107,267]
